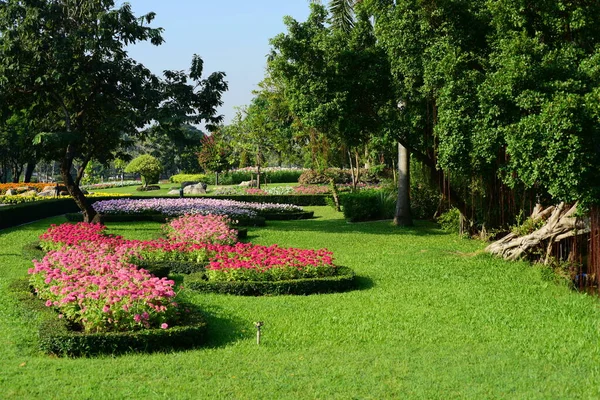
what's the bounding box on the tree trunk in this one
[394,142,413,226]
[485,203,589,262]
[75,155,91,187]
[24,161,36,183]
[61,148,98,223]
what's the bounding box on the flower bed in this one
[92,198,302,219]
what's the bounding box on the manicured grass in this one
[1,207,600,398]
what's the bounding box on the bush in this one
[125,155,162,186]
[136,185,161,191]
[9,278,207,357]
[436,208,462,233]
[410,182,441,220]
[185,266,356,296]
[340,190,391,222]
[169,174,208,184]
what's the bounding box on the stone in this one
[183,183,206,195]
[239,180,257,188]
[5,189,17,196]
[37,191,56,197]
[19,190,38,197]
[167,189,180,195]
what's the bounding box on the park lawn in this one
[1,206,599,399]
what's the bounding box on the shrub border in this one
[9,278,208,357]
[185,266,357,296]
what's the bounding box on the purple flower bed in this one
[93,198,303,218]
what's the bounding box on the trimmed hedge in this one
[136,260,207,278]
[258,211,314,220]
[0,198,80,230]
[9,279,208,357]
[185,266,357,296]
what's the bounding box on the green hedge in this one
[169,174,209,184]
[340,190,395,222]
[0,198,80,230]
[136,260,207,277]
[257,211,314,220]
[9,279,208,357]
[185,266,356,296]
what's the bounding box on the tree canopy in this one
[0,0,227,221]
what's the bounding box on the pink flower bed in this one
[206,243,335,281]
[293,185,331,195]
[31,218,337,330]
[29,242,178,333]
[164,214,237,245]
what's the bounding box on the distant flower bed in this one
[0,192,130,205]
[93,198,302,218]
[80,181,141,190]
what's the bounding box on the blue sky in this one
[120,1,312,124]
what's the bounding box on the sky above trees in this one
[120,0,311,124]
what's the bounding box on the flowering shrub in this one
[293,185,330,195]
[0,183,49,194]
[244,188,268,196]
[266,186,294,195]
[93,198,302,217]
[164,214,238,245]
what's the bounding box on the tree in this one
[0,1,227,222]
[197,131,232,185]
[125,155,162,188]
[269,4,394,188]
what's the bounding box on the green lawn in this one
[1,207,599,399]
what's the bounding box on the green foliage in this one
[511,215,545,236]
[185,266,356,296]
[410,182,442,220]
[169,174,209,184]
[436,208,462,234]
[125,155,163,187]
[340,190,392,222]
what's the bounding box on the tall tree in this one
[0,1,227,221]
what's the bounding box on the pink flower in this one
[160,323,168,329]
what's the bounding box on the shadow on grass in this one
[199,303,252,348]
[264,218,446,237]
[355,275,375,291]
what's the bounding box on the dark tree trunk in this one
[61,149,98,223]
[75,155,91,186]
[11,163,23,183]
[394,143,413,226]
[24,161,36,183]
